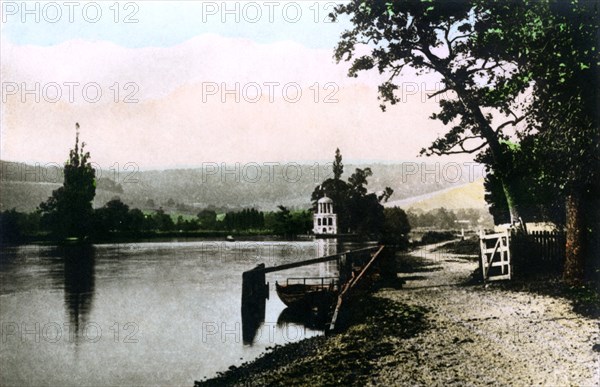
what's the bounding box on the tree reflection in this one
[241,296,265,345]
[59,244,96,345]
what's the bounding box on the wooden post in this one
[241,264,268,345]
[479,230,486,281]
[505,228,511,279]
[241,263,268,304]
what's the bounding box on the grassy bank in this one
[195,295,427,386]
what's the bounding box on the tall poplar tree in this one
[39,123,96,239]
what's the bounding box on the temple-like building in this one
[313,196,338,235]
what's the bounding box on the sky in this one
[1,1,469,169]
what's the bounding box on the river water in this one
[0,239,355,386]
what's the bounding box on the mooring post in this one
[241,264,268,345]
[338,252,351,285]
[241,263,269,303]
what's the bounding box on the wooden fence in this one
[511,230,566,275]
[479,229,566,280]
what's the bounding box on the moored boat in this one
[275,277,338,310]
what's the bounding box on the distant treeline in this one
[1,199,488,245]
[222,208,265,230]
[0,199,313,244]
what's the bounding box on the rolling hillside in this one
[1,160,487,213]
[385,178,488,211]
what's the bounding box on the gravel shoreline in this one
[196,243,600,386]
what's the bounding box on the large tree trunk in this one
[448,77,524,228]
[501,180,523,226]
[563,193,586,284]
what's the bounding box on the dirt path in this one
[372,242,600,386]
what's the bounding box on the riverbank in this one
[195,294,427,386]
[196,243,600,386]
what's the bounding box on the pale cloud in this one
[1,34,463,168]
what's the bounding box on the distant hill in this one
[385,179,487,211]
[0,160,486,213]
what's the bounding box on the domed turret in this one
[313,196,337,235]
[317,196,333,214]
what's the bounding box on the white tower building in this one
[313,196,338,235]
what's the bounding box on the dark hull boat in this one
[275,277,338,310]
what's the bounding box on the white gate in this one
[479,230,511,281]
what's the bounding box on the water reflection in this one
[240,238,342,344]
[277,307,329,330]
[239,239,372,343]
[0,247,18,267]
[241,297,266,345]
[2,241,342,386]
[58,245,96,345]
[316,238,338,258]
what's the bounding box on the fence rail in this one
[511,230,566,274]
[529,231,566,264]
[480,229,566,280]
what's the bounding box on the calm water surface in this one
[0,240,350,386]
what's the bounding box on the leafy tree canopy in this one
[311,149,393,236]
[39,123,96,239]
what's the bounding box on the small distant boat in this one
[226,235,235,242]
[275,277,338,310]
